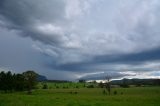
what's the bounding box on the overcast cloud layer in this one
[0,0,160,80]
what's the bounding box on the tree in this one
[92,80,97,84]
[0,71,6,92]
[22,70,38,94]
[105,75,111,95]
[14,74,25,91]
[42,82,48,89]
[6,71,13,92]
[79,79,85,83]
[0,71,13,93]
[120,78,129,88]
[98,81,104,88]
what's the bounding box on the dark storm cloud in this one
[93,48,160,64]
[47,47,160,72]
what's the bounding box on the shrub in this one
[121,92,123,95]
[103,89,106,94]
[98,81,104,88]
[87,85,94,88]
[42,83,48,89]
[75,91,78,94]
[113,90,117,95]
[120,84,129,88]
[76,86,79,88]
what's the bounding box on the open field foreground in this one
[0,87,160,106]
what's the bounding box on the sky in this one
[0,0,160,81]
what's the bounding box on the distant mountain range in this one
[111,78,160,85]
[37,75,71,83]
[37,74,160,86]
[37,75,48,81]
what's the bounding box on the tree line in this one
[0,70,38,94]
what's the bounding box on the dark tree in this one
[92,80,97,84]
[6,71,13,92]
[0,71,13,92]
[42,82,48,89]
[98,81,104,88]
[0,71,6,92]
[14,74,25,91]
[0,71,40,93]
[120,78,129,88]
[79,79,86,83]
[22,70,38,94]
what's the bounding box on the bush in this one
[121,92,123,95]
[87,85,94,88]
[98,82,104,88]
[75,91,78,94]
[42,83,48,89]
[120,84,129,88]
[103,89,106,94]
[113,90,117,95]
[83,84,86,88]
[79,79,85,83]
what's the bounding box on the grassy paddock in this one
[37,82,86,89]
[0,87,160,106]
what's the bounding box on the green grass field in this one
[37,82,86,89]
[0,86,160,106]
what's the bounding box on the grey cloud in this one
[46,47,160,72]
[79,71,136,80]
[0,0,67,45]
[0,28,46,72]
[1,0,160,80]
[1,0,160,57]
[0,28,79,80]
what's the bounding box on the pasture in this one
[0,86,160,106]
